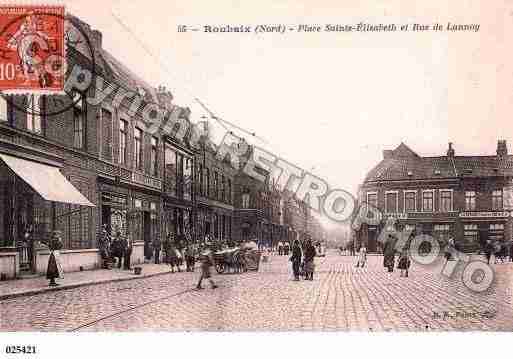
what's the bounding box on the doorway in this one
[143,211,152,259]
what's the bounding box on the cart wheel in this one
[215,263,225,273]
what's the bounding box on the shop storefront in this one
[0,152,94,278]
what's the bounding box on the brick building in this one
[194,142,236,243]
[356,141,513,253]
[0,16,191,278]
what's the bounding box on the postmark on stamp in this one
[0,5,65,92]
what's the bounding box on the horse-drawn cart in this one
[213,248,245,273]
[213,246,262,274]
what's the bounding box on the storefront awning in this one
[0,153,95,207]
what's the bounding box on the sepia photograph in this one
[0,0,512,357]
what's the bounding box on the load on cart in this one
[212,241,261,274]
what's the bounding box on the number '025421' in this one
[5,345,37,354]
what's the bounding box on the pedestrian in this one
[111,232,124,269]
[303,239,316,281]
[509,242,513,262]
[123,232,133,270]
[277,241,283,255]
[166,242,181,273]
[383,234,396,273]
[46,230,64,287]
[356,245,367,268]
[290,239,302,281]
[484,239,493,265]
[154,237,161,264]
[196,247,218,289]
[444,237,455,263]
[283,241,290,256]
[185,244,196,272]
[397,248,411,277]
[98,229,111,269]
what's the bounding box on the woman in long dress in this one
[383,234,396,273]
[303,240,316,280]
[46,230,64,286]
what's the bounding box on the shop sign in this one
[459,211,511,218]
[385,213,408,219]
[132,172,162,190]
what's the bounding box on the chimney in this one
[92,30,102,48]
[156,85,174,111]
[497,140,508,157]
[383,150,393,159]
[446,142,455,158]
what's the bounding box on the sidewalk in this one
[0,263,173,300]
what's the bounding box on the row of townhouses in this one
[0,16,318,279]
[355,141,513,253]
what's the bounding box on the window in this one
[366,192,378,208]
[184,157,192,201]
[119,119,127,165]
[213,172,218,199]
[463,224,479,247]
[0,95,11,124]
[204,168,210,197]
[404,191,416,212]
[227,179,232,204]
[242,193,250,209]
[490,223,504,231]
[151,136,158,176]
[73,109,84,149]
[440,190,453,212]
[465,191,476,211]
[385,192,398,213]
[198,164,204,196]
[492,190,503,210]
[27,94,44,134]
[221,175,225,202]
[433,224,452,244]
[164,145,177,197]
[134,128,143,170]
[177,153,184,198]
[422,190,434,212]
[490,223,505,242]
[73,92,85,149]
[101,109,113,160]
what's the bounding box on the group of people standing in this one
[290,239,317,281]
[98,226,133,270]
[382,234,411,277]
[483,239,513,264]
[277,241,290,256]
[153,233,197,273]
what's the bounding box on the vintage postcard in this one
[0,0,512,357]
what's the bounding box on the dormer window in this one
[137,86,146,98]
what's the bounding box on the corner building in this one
[356,141,513,253]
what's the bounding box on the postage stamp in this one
[0,5,65,92]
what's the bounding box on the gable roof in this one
[364,143,513,182]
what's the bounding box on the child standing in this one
[397,248,411,277]
[356,245,367,268]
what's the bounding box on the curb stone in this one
[0,270,173,301]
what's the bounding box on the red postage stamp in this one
[0,5,65,92]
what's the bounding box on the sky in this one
[65,0,513,227]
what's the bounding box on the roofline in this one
[363,174,513,185]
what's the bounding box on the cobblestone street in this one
[2,252,512,331]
